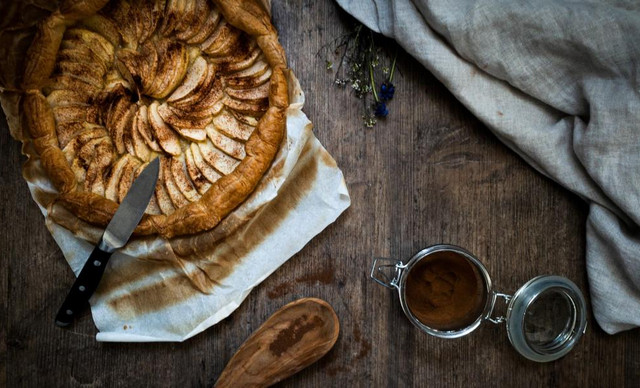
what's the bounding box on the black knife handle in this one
[55,245,113,327]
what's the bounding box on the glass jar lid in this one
[505,275,587,362]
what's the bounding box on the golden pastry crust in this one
[21,0,289,239]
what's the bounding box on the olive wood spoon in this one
[215,298,340,388]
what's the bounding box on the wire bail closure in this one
[487,292,512,324]
[370,257,406,289]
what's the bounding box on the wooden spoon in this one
[214,298,340,388]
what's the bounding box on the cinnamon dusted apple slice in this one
[52,105,97,125]
[190,143,221,184]
[225,82,270,103]
[175,0,211,41]
[159,0,187,37]
[139,40,160,85]
[164,103,224,130]
[105,91,136,154]
[118,41,159,93]
[146,39,189,99]
[233,113,259,127]
[184,146,212,195]
[123,123,135,157]
[199,19,231,52]
[170,66,222,108]
[117,156,142,202]
[144,193,162,215]
[46,90,89,108]
[75,136,109,170]
[58,122,87,149]
[170,157,200,202]
[235,67,273,89]
[228,70,273,91]
[227,56,269,78]
[85,140,114,196]
[130,108,152,160]
[57,47,109,76]
[69,136,108,185]
[201,20,242,57]
[204,101,227,119]
[63,28,114,64]
[190,84,225,110]
[225,63,272,89]
[101,0,136,48]
[158,103,214,134]
[62,125,108,163]
[223,96,268,117]
[45,74,101,97]
[130,0,163,45]
[186,6,221,45]
[154,158,176,215]
[172,0,199,38]
[104,154,134,202]
[161,156,189,208]
[80,14,121,47]
[111,107,135,154]
[198,139,239,175]
[134,104,162,152]
[181,102,225,127]
[116,47,144,78]
[174,126,207,142]
[157,105,208,140]
[205,30,245,58]
[212,109,255,141]
[205,124,245,160]
[166,72,224,110]
[56,61,106,88]
[148,102,182,156]
[213,42,260,73]
[166,56,208,103]
[53,104,99,125]
[117,41,156,93]
[104,69,132,92]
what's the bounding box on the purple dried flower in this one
[380,81,395,101]
[374,101,389,118]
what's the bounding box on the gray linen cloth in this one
[336,0,640,334]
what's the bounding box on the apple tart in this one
[21,0,288,239]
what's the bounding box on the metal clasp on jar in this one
[370,257,407,289]
[486,292,512,324]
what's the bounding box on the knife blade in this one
[55,157,160,327]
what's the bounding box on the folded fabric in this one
[336,0,640,334]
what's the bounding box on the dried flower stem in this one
[370,62,379,102]
[389,51,397,83]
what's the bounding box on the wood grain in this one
[1,0,639,387]
[215,298,339,387]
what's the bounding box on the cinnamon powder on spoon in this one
[405,250,487,331]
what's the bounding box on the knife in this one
[55,157,160,327]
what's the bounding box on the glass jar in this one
[370,244,587,362]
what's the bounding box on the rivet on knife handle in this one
[55,245,113,327]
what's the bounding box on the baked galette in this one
[21,0,288,238]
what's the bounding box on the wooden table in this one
[2,1,639,386]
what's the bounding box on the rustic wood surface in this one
[2,0,639,387]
